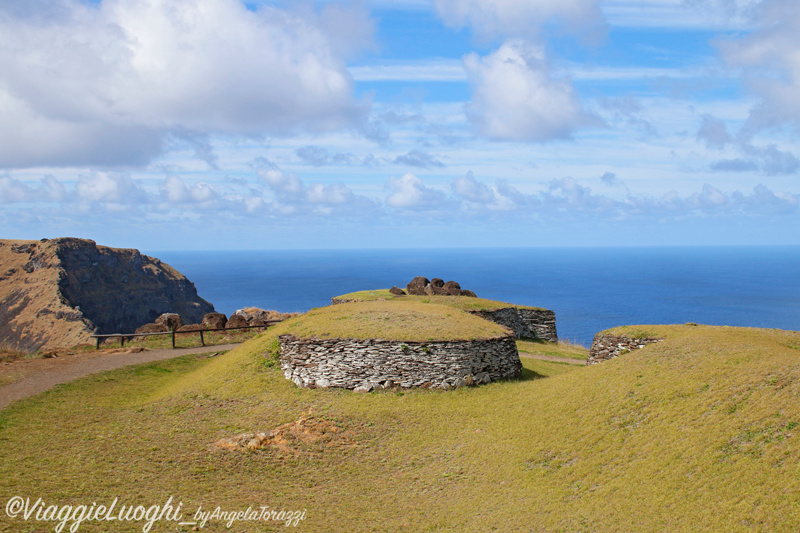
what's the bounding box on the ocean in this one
[152,246,800,347]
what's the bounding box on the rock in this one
[155,313,182,331]
[406,276,430,296]
[403,277,477,298]
[177,324,204,332]
[389,286,406,296]
[233,307,276,327]
[135,323,168,334]
[225,314,249,329]
[315,378,331,388]
[353,381,374,393]
[201,312,228,330]
[232,308,252,322]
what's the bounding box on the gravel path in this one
[0,343,240,410]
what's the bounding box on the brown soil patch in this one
[213,413,355,455]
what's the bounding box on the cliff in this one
[0,238,214,351]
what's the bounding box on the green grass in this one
[2,325,800,532]
[97,327,262,350]
[276,300,512,341]
[516,339,588,360]
[334,289,546,311]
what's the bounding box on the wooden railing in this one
[90,320,284,350]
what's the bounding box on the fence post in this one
[200,330,205,346]
[172,330,176,349]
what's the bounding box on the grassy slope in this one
[517,339,588,360]
[334,289,545,311]
[1,324,800,532]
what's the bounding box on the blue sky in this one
[0,0,798,249]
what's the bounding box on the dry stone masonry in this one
[587,334,663,365]
[468,308,557,342]
[279,334,522,391]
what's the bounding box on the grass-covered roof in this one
[277,299,512,341]
[333,289,546,312]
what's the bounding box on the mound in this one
[277,300,521,390]
[331,290,558,341]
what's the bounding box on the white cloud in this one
[434,0,604,39]
[464,41,598,142]
[75,173,149,204]
[448,174,798,217]
[160,176,220,204]
[385,173,447,210]
[0,174,67,203]
[257,165,374,215]
[451,172,529,211]
[715,0,800,132]
[0,0,371,169]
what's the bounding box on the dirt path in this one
[0,343,240,410]
[519,352,586,365]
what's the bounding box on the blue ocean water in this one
[152,247,800,347]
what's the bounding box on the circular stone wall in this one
[279,334,521,391]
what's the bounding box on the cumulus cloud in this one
[0,0,371,168]
[464,41,597,142]
[160,176,220,205]
[434,0,605,40]
[257,165,374,215]
[0,175,68,203]
[385,173,447,210]
[715,0,800,132]
[75,173,149,205]
[447,173,799,217]
[451,172,530,211]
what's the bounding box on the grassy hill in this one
[1,322,799,531]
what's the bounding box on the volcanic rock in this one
[202,312,228,330]
[0,238,214,351]
[406,276,430,296]
[155,313,183,331]
[225,314,249,329]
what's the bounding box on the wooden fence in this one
[90,320,284,349]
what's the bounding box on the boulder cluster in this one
[390,276,477,298]
[134,307,297,335]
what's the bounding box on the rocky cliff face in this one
[0,238,214,351]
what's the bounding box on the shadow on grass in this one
[519,367,548,381]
